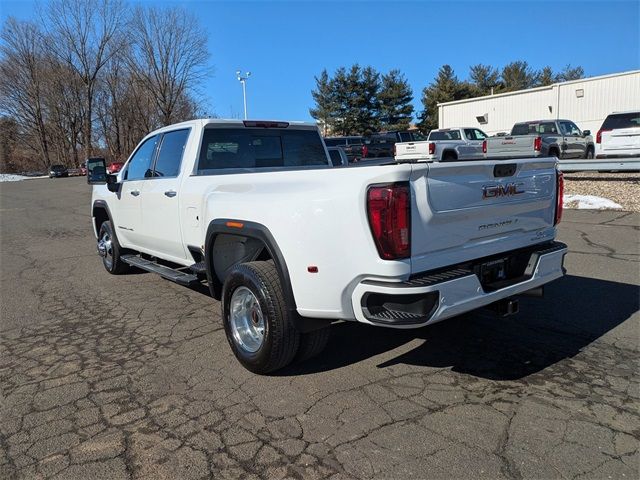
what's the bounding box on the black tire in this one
[97,220,130,274]
[296,326,330,362]
[442,151,457,162]
[585,147,594,159]
[222,261,300,374]
[549,149,560,159]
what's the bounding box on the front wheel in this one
[585,147,594,159]
[222,261,300,374]
[97,221,129,274]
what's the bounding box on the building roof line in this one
[437,70,640,107]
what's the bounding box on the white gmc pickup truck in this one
[88,119,568,373]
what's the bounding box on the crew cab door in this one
[138,128,191,260]
[115,135,159,247]
[559,121,585,158]
[463,128,488,159]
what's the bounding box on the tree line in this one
[311,62,584,135]
[0,0,209,173]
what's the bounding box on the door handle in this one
[130,190,140,196]
[164,190,177,198]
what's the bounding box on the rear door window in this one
[124,135,158,181]
[601,112,640,130]
[197,128,328,173]
[153,129,190,177]
[324,138,343,147]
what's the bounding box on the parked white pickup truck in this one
[88,119,568,373]
[394,127,488,162]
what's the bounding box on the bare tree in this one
[46,0,127,157]
[128,5,209,126]
[0,18,51,168]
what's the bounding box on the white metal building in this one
[438,70,640,136]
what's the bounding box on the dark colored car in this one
[324,136,364,162]
[362,130,426,158]
[107,162,125,174]
[49,165,69,178]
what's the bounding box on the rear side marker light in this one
[367,183,411,260]
[307,266,318,273]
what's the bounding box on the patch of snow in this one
[0,174,28,182]
[564,194,622,210]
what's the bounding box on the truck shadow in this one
[278,275,639,380]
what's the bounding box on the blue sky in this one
[1,0,638,121]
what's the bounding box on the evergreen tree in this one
[501,61,539,91]
[556,64,585,82]
[469,64,501,95]
[309,69,337,136]
[538,66,556,86]
[418,65,469,132]
[378,69,414,130]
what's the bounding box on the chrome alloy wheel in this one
[97,231,113,268]
[230,286,265,353]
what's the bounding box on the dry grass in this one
[563,171,640,212]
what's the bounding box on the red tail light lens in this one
[362,145,368,158]
[482,140,487,154]
[555,170,564,225]
[534,136,542,152]
[367,183,411,260]
[429,142,436,155]
[596,129,609,144]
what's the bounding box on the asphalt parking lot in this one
[1,177,638,479]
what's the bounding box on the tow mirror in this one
[87,157,107,184]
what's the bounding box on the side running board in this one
[121,254,199,286]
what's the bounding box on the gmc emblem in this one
[482,182,525,199]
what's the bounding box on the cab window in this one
[153,129,190,177]
[124,135,158,181]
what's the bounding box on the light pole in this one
[236,70,251,119]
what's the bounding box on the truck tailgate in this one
[486,135,536,158]
[395,141,434,161]
[409,158,558,274]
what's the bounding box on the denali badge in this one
[482,182,525,199]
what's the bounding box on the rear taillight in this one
[367,183,411,260]
[429,142,436,155]
[534,136,542,152]
[482,140,487,154]
[362,145,368,158]
[596,129,609,144]
[555,171,564,225]
[393,143,397,156]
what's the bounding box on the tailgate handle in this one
[494,164,517,177]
